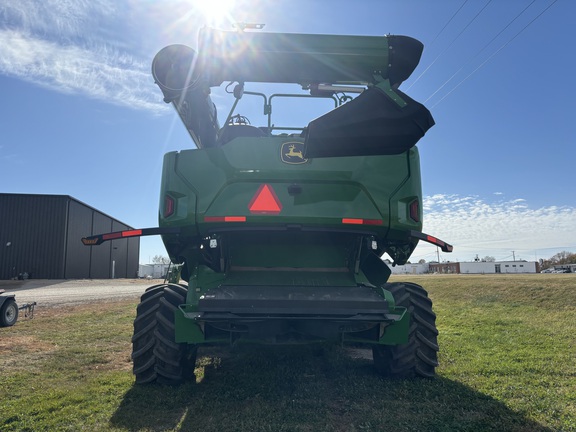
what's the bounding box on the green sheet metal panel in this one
[197,28,423,87]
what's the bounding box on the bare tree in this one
[551,251,575,263]
[152,255,170,264]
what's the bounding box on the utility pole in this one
[512,251,516,261]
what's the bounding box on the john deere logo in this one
[281,142,308,164]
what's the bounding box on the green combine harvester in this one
[83,26,452,384]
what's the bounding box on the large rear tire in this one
[372,282,439,378]
[131,283,197,385]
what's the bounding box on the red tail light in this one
[409,199,420,222]
[164,195,175,218]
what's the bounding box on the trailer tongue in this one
[0,290,36,327]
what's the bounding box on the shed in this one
[0,193,139,279]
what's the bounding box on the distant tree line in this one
[539,251,576,270]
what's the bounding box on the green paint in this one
[155,29,436,349]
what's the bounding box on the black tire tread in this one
[372,282,439,378]
[131,283,197,385]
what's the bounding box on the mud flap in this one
[175,306,205,344]
[378,308,410,345]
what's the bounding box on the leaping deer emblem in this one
[281,142,308,164]
[285,144,304,159]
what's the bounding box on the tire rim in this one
[5,304,16,323]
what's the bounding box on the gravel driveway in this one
[0,279,162,307]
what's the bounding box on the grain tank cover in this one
[303,86,435,158]
[151,27,433,154]
[196,28,424,87]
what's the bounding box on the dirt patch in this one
[86,349,134,373]
[0,334,58,373]
[0,334,56,353]
[1,298,139,375]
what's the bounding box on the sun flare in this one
[195,0,236,27]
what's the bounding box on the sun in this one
[195,0,237,27]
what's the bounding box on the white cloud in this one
[413,194,576,262]
[0,0,117,40]
[0,1,166,113]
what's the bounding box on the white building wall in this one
[388,263,430,274]
[152,264,169,278]
[460,262,496,274]
[138,264,153,278]
[138,263,170,278]
[498,261,537,273]
[460,261,537,274]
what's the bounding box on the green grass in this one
[1,274,575,431]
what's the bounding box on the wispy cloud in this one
[412,194,576,261]
[0,0,165,113]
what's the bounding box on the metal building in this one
[0,193,139,280]
[388,260,538,275]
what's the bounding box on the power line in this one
[431,0,558,108]
[424,0,539,104]
[407,0,494,91]
[427,0,470,48]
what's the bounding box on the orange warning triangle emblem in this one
[249,184,282,214]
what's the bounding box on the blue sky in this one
[1,0,574,264]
